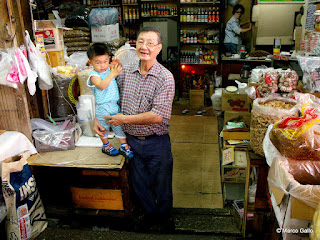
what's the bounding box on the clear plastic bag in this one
[66,52,89,69]
[270,101,320,161]
[0,49,18,89]
[256,69,279,97]
[25,30,53,90]
[76,95,95,137]
[88,8,119,28]
[31,117,75,151]
[250,96,298,157]
[311,202,320,240]
[297,56,320,93]
[211,88,223,111]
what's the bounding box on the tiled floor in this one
[169,114,223,209]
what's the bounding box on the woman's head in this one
[232,4,245,17]
[87,43,112,73]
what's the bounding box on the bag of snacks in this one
[256,69,279,97]
[250,96,298,157]
[278,69,299,93]
[270,102,320,161]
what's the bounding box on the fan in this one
[114,43,139,65]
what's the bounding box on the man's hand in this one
[105,113,126,127]
[93,118,107,137]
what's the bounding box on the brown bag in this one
[1,151,47,240]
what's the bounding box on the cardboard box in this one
[46,50,65,67]
[34,20,64,52]
[221,90,249,112]
[71,187,124,210]
[224,111,251,127]
[91,23,119,42]
[222,166,246,183]
[268,157,319,221]
[270,191,311,240]
[189,89,204,107]
[222,147,248,167]
[222,130,250,140]
[222,147,234,165]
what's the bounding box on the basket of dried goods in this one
[250,97,298,157]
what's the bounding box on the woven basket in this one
[248,50,271,57]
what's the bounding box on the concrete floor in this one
[19,104,249,240]
[32,108,245,240]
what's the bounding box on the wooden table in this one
[28,146,131,217]
[242,151,270,237]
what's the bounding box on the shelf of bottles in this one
[127,31,137,46]
[179,6,219,23]
[141,4,178,18]
[123,0,138,4]
[90,0,121,6]
[180,0,220,3]
[180,29,219,45]
[123,6,140,25]
[180,48,218,65]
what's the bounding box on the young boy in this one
[87,42,133,158]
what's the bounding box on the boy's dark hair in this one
[137,27,162,44]
[232,4,245,15]
[87,42,112,59]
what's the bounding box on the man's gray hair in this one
[137,27,162,44]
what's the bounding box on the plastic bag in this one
[282,157,320,185]
[65,6,90,28]
[30,118,70,132]
[250,96,298,157]
[25,30,53,90]
[297,56,320,93]
[278,69,299,93]
[31,118,75,150]
[211,88,223,111]
[270,103,320,161]
[256,69,279,97]
[76,95,95,137]
[0,50,18,88]
[268,156,320,210]
[89,8,119,28]
[78,67,93,95]
[66,52,89,69]
[311,202,320,240]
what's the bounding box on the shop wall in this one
[0,0,36,141]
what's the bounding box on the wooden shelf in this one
[180,1,220,4]
[180,63,219,66]
[180,21,219,25]
[180,43,219,45]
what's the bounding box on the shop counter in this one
[221,56,273,88]
[28,141,131,217]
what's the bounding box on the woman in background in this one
[224,4,252,54]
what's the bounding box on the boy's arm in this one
[91,63,122,90]
[90,72,116,90]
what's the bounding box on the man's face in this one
[136,31,162,61]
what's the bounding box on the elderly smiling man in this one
[94,27,175,232]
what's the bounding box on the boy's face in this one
[88,54,110,73]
